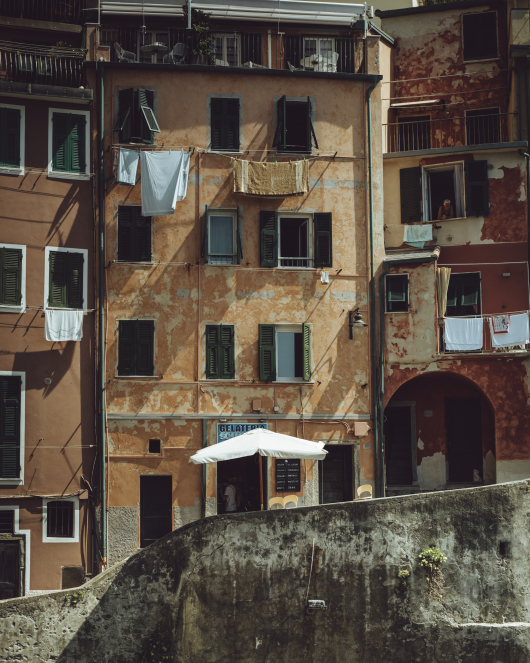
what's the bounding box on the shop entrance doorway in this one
[318,445,353,504]
[217,454,263,513]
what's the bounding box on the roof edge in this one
[376,0,503,20]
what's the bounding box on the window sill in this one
[0,166,23,176]
[463,57,499,65]
[48,171,91,182]
[0,478,23,485]
[208,149,243,154]
[43,536,79,544]
[115,375,157,379]
[273,380,315,384]
[45,307,84,312]
[425,217,467,223]
[0,305,25,314]
[385,310,410,314]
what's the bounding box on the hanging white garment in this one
[320,271,329,284]
[140,150,190,216]
[489,313,529,348]
[117,149,139,186]
[45,310,84,342]
[403,224,432,249]
[444,317,483,351]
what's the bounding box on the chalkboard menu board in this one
[276,458,301,492]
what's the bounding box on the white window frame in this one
[0,103,25,176]
[212,33,241,66]
[207,210,237,265]
[275,323,308,383]
[278,213,313,269]
[302,36,336,68]
[42,496,79,543]
[0,371,25,485]
[0,243,26,313]
[43,246,88,311]
[47,108,90,181]
[0,505,31,594]
[462,11,499,63]
[421,161,466,223]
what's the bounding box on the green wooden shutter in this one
[118,320,136,376]
[136,320,154,375]
[52,113,69,172]
[259,324,276,381]
[113,88,134,143]
[302,323,311,381]
[446,279,457,308]
[0,107,21,168]
[225,99,239,151]
[52,113,85,174]
[465,160,489,217]
[220,325,235,379]
[272,96,286,150]
[307,97,318,150]
[69,114,86,174]
[118,206,134,261]
[205,325,219,379]
[138,88,155,144]
[314,213,332,268]
[136,210,152,262]
[211,98,224,151]
[236,205,243,263]
[400,167,422,224]
[48,251,67,307]
[0,376,21,479]
[260,211,278,267]
[0,248,22,306]
[66,252,84,309]
[460,273,480,306]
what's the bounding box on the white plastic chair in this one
[114,42,136,63]
[163,43,187,65]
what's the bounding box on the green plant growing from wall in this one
[419,546,447,600]
[139,636,171,663]
[64,590,86,606]
[397,568,410,591]
[182,3,215,64]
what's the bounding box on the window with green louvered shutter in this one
[260,211,278,267]
[0,376,21,480]
[302,323,311,382]
[118,320,155,376]
[0,248,22,307]
[400,167,422,224]
[313,213,332,268]
[205,325,235,379]
[210,98,240,151]
[118,206,151,262]
[48,251,84,309]
[52,112,86,174]
[385,274,409,312]
[465,161,489,217]
[259,324,276,381]
[0,107,21,169]
[118,320,136,376]
[113,88,157,145]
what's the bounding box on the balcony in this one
[0,40,86,87]
[383,112,514,154]
[0,0,85,25]
[442,312,530,356]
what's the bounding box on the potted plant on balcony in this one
[182,3,214,65]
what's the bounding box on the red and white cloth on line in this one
[489,313,529,348]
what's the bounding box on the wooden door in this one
[319,445,352,504]
[384,406,414,486]
[140,475,173,548]
[0,541,20,600]
[446,398,482,483]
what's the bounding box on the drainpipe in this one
[97,61,107,569]
[201,419,207,518]
[379,262,389,498]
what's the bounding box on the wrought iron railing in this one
[0,0,85,24]
[280,34,357,73]
[0,41,86,87]
[383,112,514,153]
[442,311,530,355]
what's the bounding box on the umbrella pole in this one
[259,455,264,510]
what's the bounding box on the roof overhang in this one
[384,247,440,265]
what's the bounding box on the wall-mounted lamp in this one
[349,308,368,338]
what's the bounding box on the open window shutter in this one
[225,99,240,151]
[260,211,278,267]
[138,88,155,144]
[220,325,235,379]
[140,88,160,134]
[460,273,480,306]
[302,323,311,381]
[465,161,489,217]
[201,205,208,259]
[52,113,69,172]
[118,320,136,376]
[0,376,21,479]
[211,98,224,151]
[314,213,332,268]
[48,251,67,307]
[0,107,20,168]
[115,88,134,143]
[136,320,154,375]
[259,324,276,381]
[307,97,318,150]
[66,252,84,309]
[205,325,220,379]
[135,209,152,262]
[236,205,243,263]
[69,114,86,174]
[400,167,422,224]
[272,96,286,150]
[118,206,134,261]
[0,248,22,306]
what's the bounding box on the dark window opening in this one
[210,98,239,152]
[48,250,84,309]
[446,398,483,483]
[318,445,353,504]
[0,541,20,600]
[47,501,74,538]
[0,375,21,480]
[279,217,310,267]
[148,439,161,454]
[386,274,409,313]
[140,475,172,548]
[466,108,500,145]
[112,88,159,145]
[499,541,510,558]
[384,406,414,486]
[427,169,457,221]
[397,115,431,152]
[463,12,498,62]
[0,510,14,534]
[446,273,481,317]
[273,96,317,153]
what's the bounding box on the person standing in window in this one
[438,199,455,221]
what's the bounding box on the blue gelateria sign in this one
[217,423,267,443]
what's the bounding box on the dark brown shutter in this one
[400,167,422,224]
[0,376,21,479]
[259,324,276,381]
[260,211,278,267]
[0,248,22,306]
[118,320,136,376]
[465,160,489,217]
[220,325,235,379]
[205,325,220,379]
[314,213,332,268]
[137,320,155,375]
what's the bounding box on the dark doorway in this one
[429,169,455,221]
[319,445,353,504]
[0,541,20,599]
[140,475,173,548]
[217,454,262,513]
[384,406,414,486]
[446,398,483,483]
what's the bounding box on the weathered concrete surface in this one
[1,481,530,662]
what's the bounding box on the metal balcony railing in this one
[280,34,357,73]
[0,41,86,87]
[0,0,86,24]
[442,311,530,355]
[384,112,514,153]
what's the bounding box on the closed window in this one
[260,211,332,268]
[0,374,23,483]
[0,244,25,311]
[273,96,318,153]
[463,12,497,61]
[42,497,79,543]
[118,320,155,376]
[259,323,311,382]
[46,249,85,309]
[0,104,24,175]
[202,208,241,265]
[385,274,409,313]
[210,97,240,151]
[446,273,481,317]
[303,37,334,65]
[118,206,151,262]
[205,325,235,379]
[112,88,159,145]
[49,109,89,178]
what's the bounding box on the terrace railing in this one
[0,0,85,24]
[442,311,530,355]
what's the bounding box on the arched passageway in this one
[384,372,495,496]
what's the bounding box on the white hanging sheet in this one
[489,313,529,348]
[117,149,139,186]
[140,150,190,216]
[45,310,84,342]
[444,317,483,351]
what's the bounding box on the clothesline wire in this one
[445,310,530,318]
[381,68,509,84]
[24,306,95,312]
[115,145,345,160]
[437,262,528,266]
[383,86,507,101]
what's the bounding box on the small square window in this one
[463,12,498,62]
[0,103,24,175]
[422,163,465,222]
[46,248,86,310]
[149,439,161,454]
[118,320,155,376]
[386,274,409,313]
[273,96,318,153]
[47,501,74,538]
[259,323,311,382]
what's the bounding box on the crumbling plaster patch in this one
[108,506,138,567]
[417,451,446,490]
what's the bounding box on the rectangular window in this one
[0,509,14,534]
[118,319,155,376]
[213,33,240,66]
[0,374,23,482]
[273,96,318,153]
[422,162,465,222]
[0,245,24,311]
[112,88,159,145]
[205,325,235,379]
[210,97,240,151]
[302,37,335,70]
[42,497,79,543]
[47,249,85,309]
[446,273,481,317]
[465,160,489,217]
[0,104,24,174]
[400,167,422,224]
[203,208,241,265]
[385,274,409,313]
[48,110,89,178]
[259,323,311,382]
[463,12,497,61]
[397,115,431,152]
[465,108,500,145]
[140,475,172,548]
[118,206,151,262]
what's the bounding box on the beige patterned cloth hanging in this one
[436,267,451,323]
[233,158,308,196]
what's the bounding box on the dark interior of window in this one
[47,501,74,538]
[384,406,414,486]
[428,169,456,221]
[279,217,309,267]
[466,108,500,145]
[446,272,481,317]
[285,101,309,151]
[0,510,14,534]
[386,274,409,313]
[140,475,172,548]
[149,439,161,454]
[463,12,497,61]
[397,115,431,152]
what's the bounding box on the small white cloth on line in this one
[403,224,433,249]
[117,149,139,186]
[489,313,529,348]
[444,317,483,351]
[45,310,84,342]
[140,150,190,216]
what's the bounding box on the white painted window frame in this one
[0,243,26,313]
[0,505,31,594]
[421,161,466,223]
[212,33,241,66]
[42,496,80,543]
[0,102,25,176]
[277,213,314,269]
[275,323,308,383]
[47,108,90,181]
[0,371,25,485]
[43,246,88,311]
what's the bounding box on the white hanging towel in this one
[140,150,190,216]
[45,310,84,342]
[444,317,483,351]
[489,313,529,348]
[403,224,433,249]
[117,149,139,186]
